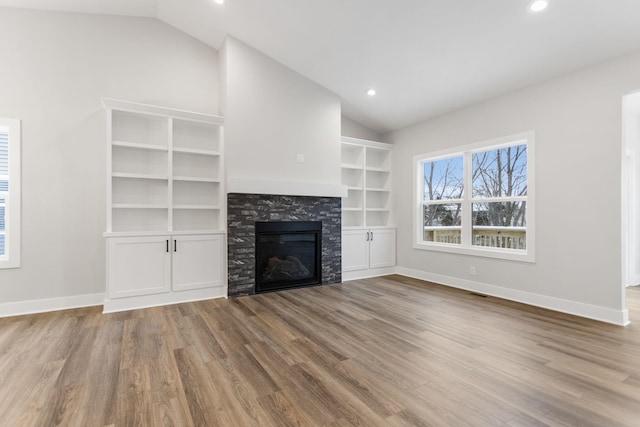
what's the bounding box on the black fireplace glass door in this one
[255,221,322,293]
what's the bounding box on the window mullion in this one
[462,151,473,246]
[413,132,533,261]
[417,162,425,244]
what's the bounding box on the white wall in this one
[0,8,219,309]
[387,49,640,325]
[222,37,342,196]
[341,116,383,142]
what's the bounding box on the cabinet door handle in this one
[371,231,374,241]
[166,240,169,252]
[366,232,370,241]
[174,240,177,252]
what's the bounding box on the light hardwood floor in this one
[1,276,640,426]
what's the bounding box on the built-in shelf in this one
[172,176,221,183]
[112,204,169,209]
[342,135,397,279]
[112,141,168,152]
[341,163,362,170]
[112,172,168,180]
[341,137,393,228]
[172,147,221,156]
[173,205,220,210]
[365,166,390,173]
[102,98,227,313]
[103,97,225,233]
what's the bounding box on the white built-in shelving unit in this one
[341,138,393,227]
[341,137,396,280]
[102,98,226,312]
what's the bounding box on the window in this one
[0,118,21,269]
[414,132,534,262]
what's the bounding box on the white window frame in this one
[413,131,535,263]
[0,118,21,269]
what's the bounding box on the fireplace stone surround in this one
[227,193,342,297]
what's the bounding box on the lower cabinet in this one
[342,227,396,280]
[172,234,224,292]
[105,232,226,312]
[107,235,172,299]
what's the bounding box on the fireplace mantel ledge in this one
[227,177,348,198]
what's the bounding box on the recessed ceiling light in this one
[528,0,549,13]
[367,88,376,97]
[213,0,224,4]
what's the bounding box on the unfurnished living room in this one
[1,0,640,425]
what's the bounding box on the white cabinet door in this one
[369,228,396,269]
[107,236,171,299]
[172,234,224,292]
[342,229,370,272]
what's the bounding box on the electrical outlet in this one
[469,266,477,276]
[296,153,305,163]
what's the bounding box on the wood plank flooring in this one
[1,275,640,426]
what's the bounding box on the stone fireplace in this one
[227,193,341,297]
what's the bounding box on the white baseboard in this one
[627,275,640,287]
[102,286,227,313]
[342,267,396,282]
[0,293,105,318]
[395,267,630,326]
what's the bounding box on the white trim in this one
[627,276,640,288]
[0,293,104,318]
[0,118,21,269]
[103,286,226,313]
[0,268,629,326]
[414,133,531,160]
[101,97,223,125]
[413,131,535,262]
[395,267,629,326]
[342,266,396,281]
[413,241,532,262]
[341,136,392,150]
[227,177,348,198]
[103,229,226,238]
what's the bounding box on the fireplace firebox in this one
[255,221,322,293]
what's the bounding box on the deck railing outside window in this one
[424,226,526,250]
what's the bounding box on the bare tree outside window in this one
[471,144,527,250]
[420,142,528,250]
[422,156,463,243]
[472,144,527,228]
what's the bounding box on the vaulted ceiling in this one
[3,0,640,133]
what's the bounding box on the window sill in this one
[0,259,20,269]
[413,241,535,263]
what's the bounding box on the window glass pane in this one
[423,203,462,244]
[0,121,17,266]
[472,144,527,198]
[423,156,463,201]
[0,128,8,176]
[0,195,4,256]
[1,125,8,257]
[472,202,526,249]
